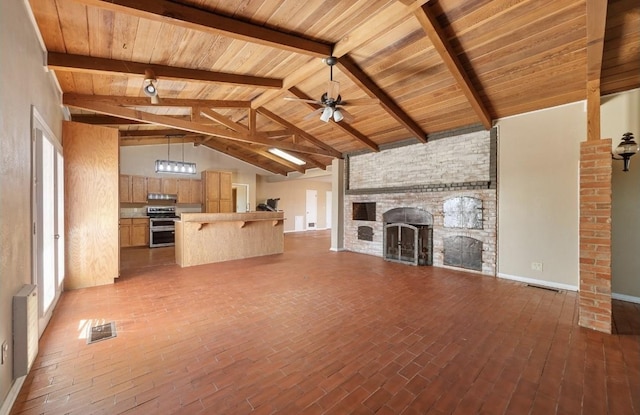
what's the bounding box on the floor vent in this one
[87,322,117,344]
[526,284,561,293]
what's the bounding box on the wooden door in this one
[64,121,119,289]
[131,176,147,203]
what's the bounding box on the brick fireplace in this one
[344,127,497,275]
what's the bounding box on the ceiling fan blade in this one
[326,80,340,100]
[339,98,379,106]
[337,107,355,123]
[284,97,322,105]
[303,107,324,120]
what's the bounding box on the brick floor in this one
[9,230,640,414]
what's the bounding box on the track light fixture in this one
[142,69,160,104]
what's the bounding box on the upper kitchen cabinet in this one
[120,175,148,203]
[202,170,233,213]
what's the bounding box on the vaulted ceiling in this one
[28,0,640,175]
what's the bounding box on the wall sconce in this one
[612,132,638,172]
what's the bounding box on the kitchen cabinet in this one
[147,177,161,194]
[120,175,148,203]
[131,176,147,203]
[120,218,149,247]
[190,179,202,204]
[119,175,131,203]
[202,170,232,213]
[162,178,178,194]
[131,218,149,246]
[177,179,191,204]
[219,171,233,213]
[120,219,132,247]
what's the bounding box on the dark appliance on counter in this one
[257,198,280,212]
[147,206,179,248]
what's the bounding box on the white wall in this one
[602,88,640,299]
[257,177,332,232]
[496,102,585,289]
[0,0,65,409]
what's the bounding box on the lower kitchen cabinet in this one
[120,218,149,247]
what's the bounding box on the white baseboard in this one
[0,376,26,415]
[612,293,640,304]
[497,273,579,292]
[329,247,346,252]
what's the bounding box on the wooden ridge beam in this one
[120,135,203,146]
[337,55,427,143]
[63,95,336,157]
[49,53,281,89]
[72,0,331,57]
[287,87,379,152]
[256,108,342,158]
[65,94,250,108]
[414,4,492,130]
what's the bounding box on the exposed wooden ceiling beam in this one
[201,138,288,176]
[120,129,200,138]
[413,5,492,130]
[586,0,608,142]
[48,53,281,89]
[256,108,343,158]
[287,87,379,152]
[264,130,292,138]
[73,0,331,57]
[65,94,250,108]
[63,95,337,157]
[71,114,144,125]
[120,135,203,146]
[337,55,427,143]
[199,108,250,133]
[251,1,431,110]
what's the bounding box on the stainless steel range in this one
[147,206,179,248]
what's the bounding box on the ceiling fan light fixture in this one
[320,106,333,122]
[333,108,344,122]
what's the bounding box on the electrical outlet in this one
[1,341,7,365]
[531,262,543,272]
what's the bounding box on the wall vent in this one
[13,284,38,379]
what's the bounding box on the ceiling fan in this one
[285,56,378,123]
[142,69,160,104]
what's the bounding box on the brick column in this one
[579,138,612,333]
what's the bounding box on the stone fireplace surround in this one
[343,127,497,275]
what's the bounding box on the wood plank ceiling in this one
[29,0,640,175]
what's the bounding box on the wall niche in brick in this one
[357,226,374,241]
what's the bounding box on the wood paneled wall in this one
[63,121,119,289]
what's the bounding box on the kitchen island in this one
[175,211,284,267]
